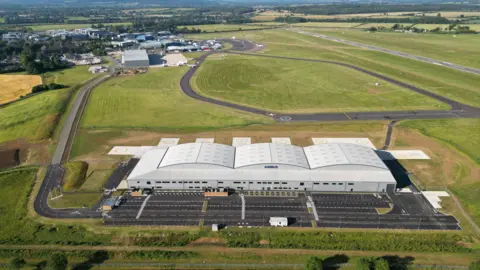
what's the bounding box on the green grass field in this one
[304,28,480,69]
[25,22,131,31]
[292,22,362,28]
[192,54,447,113]
[81,67,273,131]
[44,66,97,86]
[0,167,110,244]
[0,89,73,143]
[49,192,102,208]
[188,29,480,107]
[398,119,480,225]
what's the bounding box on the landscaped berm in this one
[0,74,42,104]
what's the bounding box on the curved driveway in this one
[181,39,480,122]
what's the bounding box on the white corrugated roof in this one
[196,143,235,168]
[128,148,168,178]
[158,143,235,168]
[128,143,390,180]
[234,143,309,169]
[123,49,149,62]
[304,144,388,170]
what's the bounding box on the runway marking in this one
[135,195,151,220]
[279,116,292,121]
[344,112,352,120]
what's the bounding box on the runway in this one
[180,40,480,123]
[288,28,480,75]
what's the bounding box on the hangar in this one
[126,143,397,193]
[122,49,149,68]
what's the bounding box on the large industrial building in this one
[126,143,397,193]
[122,49,149,68]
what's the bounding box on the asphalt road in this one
[288,28,480,75]
[180,40,480,123]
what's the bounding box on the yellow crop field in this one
[0,75,42,104]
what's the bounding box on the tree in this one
[8,257,25,270]
[375,258,390,270]
[437,13,441,17]
[305,256,323,270]
[356,257,372,270]
[469,261,480,270]
[46,253,68,270]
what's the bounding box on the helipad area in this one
[127,142,397,193]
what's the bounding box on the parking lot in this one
[104,191,460,230]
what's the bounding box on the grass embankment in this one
[49,161,112,208]
[188,29,480,107]
[192,54,447,113]
[0,74,42,104]
[397,119,480,225]
[0,89,73,143]
[0,167,111,245]
[62,161,88,192]
[304,28,480,69]
[43,66,97,87]
[80,67,273,131]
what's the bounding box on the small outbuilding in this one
[269,217,288,227]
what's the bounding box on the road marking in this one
[344,113,352,120]
[279,116,291,121]
[135,195,151,220]
[240,194,246,220]
[307,196,319,221]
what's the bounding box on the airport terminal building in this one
[126,143,397,193]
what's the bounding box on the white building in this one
[127,143,397,193]
[122,50,149,68]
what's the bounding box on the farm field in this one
[0,88,73,143]
[303,28,480,69]
[354,23,409,28]
[192,54,447,113]
[396,118,480,225]
[188,29,480,107]
[0,74,42,104]
[178,24,268,32]
[25,22,131,31]
[80,67,273,131]
[414,24,480,31]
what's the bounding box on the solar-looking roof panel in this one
[197,143,235,168]
[304,144,349,168]
[159,143,202,167]
[235,143,271,167]
[339,144,388,169]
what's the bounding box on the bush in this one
[134,232,201,247]
[31,83,67,94]
[470,261,480,270]
[356,258,373,270]
[375,258,390,270]
[305,256,323,270]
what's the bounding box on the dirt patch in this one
[259,239,269,245]
[0,139,51,167]
[0,149,20,169]
[77,123,388,161]
[186,237,227,247]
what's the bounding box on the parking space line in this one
[135,195,151,220]
[240,194,245,220]
[307,196,319,221]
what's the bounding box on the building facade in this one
[126,143,397,193]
